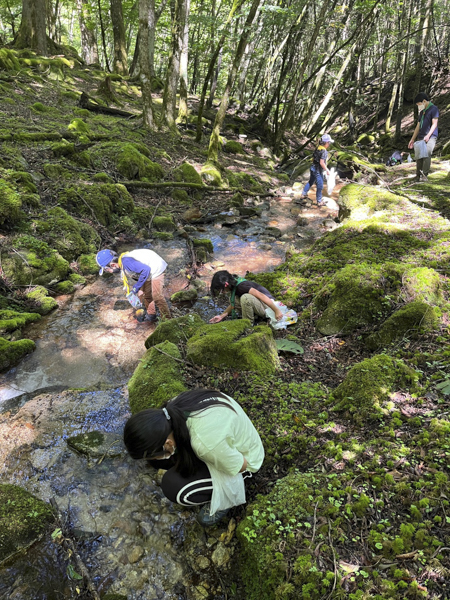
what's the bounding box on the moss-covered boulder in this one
[68,118,90,138]
[0,337,35,371]
[35,207,100,261]
[69,273,86,285]
[332,354,419,422]
[0,309,41,334]
[3,236,70,287]
[153,216,176,232]
[173,162,203,185]
[53,280,75,294]
[338,184,407,221]
[0,484,54,564]
[91,142,164,181]
[77,253,99,275]
[59,183,134,227]
[228,171,265,194]
[227,192,244,207]
[192,238,214,253]
[170,289,198,303]
[25,286,58,315]
[145,313,204,349]
[402,266,442,304]
[0,178,23,226]
[223,140,245,155]
[51,140,75,157]
[365,301,440,350]
[43,163,72,180]
[315,263,396,335]
[128,340,187,413]
[200,162,223,186]
[171,188,191,204]
[186,320,279,374]
[0,48,21,71]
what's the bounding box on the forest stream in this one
[0,187,340,600]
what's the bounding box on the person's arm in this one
[239,457,248,472]
[408,122,420,149]
[249,288,283,321]
[121,257,151,294]
[424,118,438,142]
[320,157,330,175]
[209,304,232,323]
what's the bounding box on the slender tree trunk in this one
[395,1,412,139]
[47,0,59,40]
[207,0,262,163]
[161,0,187,130]
[110,0,129,75]
[177,0,191,123]
[139,0,157,130]
[77,0,99,64]
[130,0,167,77]
[413,0,433,105]
[15,0,47,55]
[97,0,110,71]
[206,47,222,109]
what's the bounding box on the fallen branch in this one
[122,180,275,197]
[152,346,199,370]
[79,91,137,118]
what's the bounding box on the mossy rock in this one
[192,238,214,253]
[92,172,114,183]
[53,280,75,295]
[145,313,204,349]
[51,141,75,157]
[170,289,198,303]
[0,309,41,335]
[200,162,223,186]
[171,188,191,204]
[0,178,23,226]
[0,144,27,170]
[357,133,376,146]
[228,171,265,194]
[0,48,21,71]
[3,236,70,287]
[35,207,99,261]
[365,301,441,350]
[338,183,407,221]
[402,266,442,304]
[152,231,174,241]
[195,246,208,263]
[173,162,203,185]
[128,340,187,413]
[153,216,176,232]
[43,163,72,180]
[332,354,419,422]
[186,320,279,374]
[69,273,86,285]
[26,286,58,316]
[67,118,90,138]
[315,263,396,336]
[223,140,246,155]
[227,192,244,207]
[0,337,36,372]
[77,253,99,275]
[67,431,124,458]
[0,484,54,564]
[59,183,134,227]
[91,142,164,181]
[31,102,50,114]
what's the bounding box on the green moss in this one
[228,171,265,194]
[153,216,176,232]
[59,183,134,227]
[69,273,86,285]
[0,179,23,226]
[200,162,223,186]
[173,162,203,185]
[31,102,50,113]
[338,184,406,221]
[0,309,41,334]
[77,253,99,275]
[0,48,21,71]
[357,133,376,145]
[186,321,279,374]
[365,301,440,350]
[68,118,90,138]
[53,280,75,294]
[92,172,114,183]
[0,337,36,372]
[402,267,442,304]
[152,231,174,241]
[228,192,244,207]
[91,142,164,181]
[51,141,75,157]
[16,132,62,142]
[128,341,187,413]
[223,140,246,154]
[43,164,72,180]
[170,289,198,303]
[192,238,214,253]
[332,354,419,422]
[25,286,58,315]
[0,484,54,563]
[171,188,191,203]
[73,108,90,118]
[65,431,121,458]
[145,314,204,349]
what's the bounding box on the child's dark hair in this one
[414,92,430,103]
[210,270,238,297]
[123,389,236,477]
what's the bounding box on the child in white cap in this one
[298,133,334,206]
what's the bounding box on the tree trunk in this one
[130,0,168,78]
[97,0,110,71]
[207,0,262,163]
[139,0,157,130]
[395,1,412,139]
[206,47,222,109]
[15,0,47,55]
[177,0,191,123]
[110,0,129,75]
[77,0,99,64]
[412,0,433,106]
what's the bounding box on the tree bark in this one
[395,1,412,139]
[207,0,262,163]
[77,0,99,64]
[177,0,191,123]
[97,0,110,71]
[162,0,188,130]
[110,0,129,75]
[15,0,48,55]
[139,0,157,130]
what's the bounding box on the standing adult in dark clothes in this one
[408,92,439,181]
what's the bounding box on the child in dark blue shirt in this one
[299,133,333,206]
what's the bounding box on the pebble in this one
[128,545,145,564]
[211,542,232,567]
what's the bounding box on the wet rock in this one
[211,541,232,567]
[264,226,282,238]
[0,484,54,564]
[192,279,207,292]
[128,545,145,564]
[290,206,303,216]
[322,219,337,230]
[195,555,211,569]
[29,448,55,471]
[170,289,198,303]
[238,206,260,217]
[258,243,272,251]
[66,431,124,458]
[297,217,308,226]
[211,260,225,268]
[182,207,202,221]
[221,216,241,226]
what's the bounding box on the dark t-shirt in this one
[236,281,274,299]
[313,147,328,171]
[418,104,439,140]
